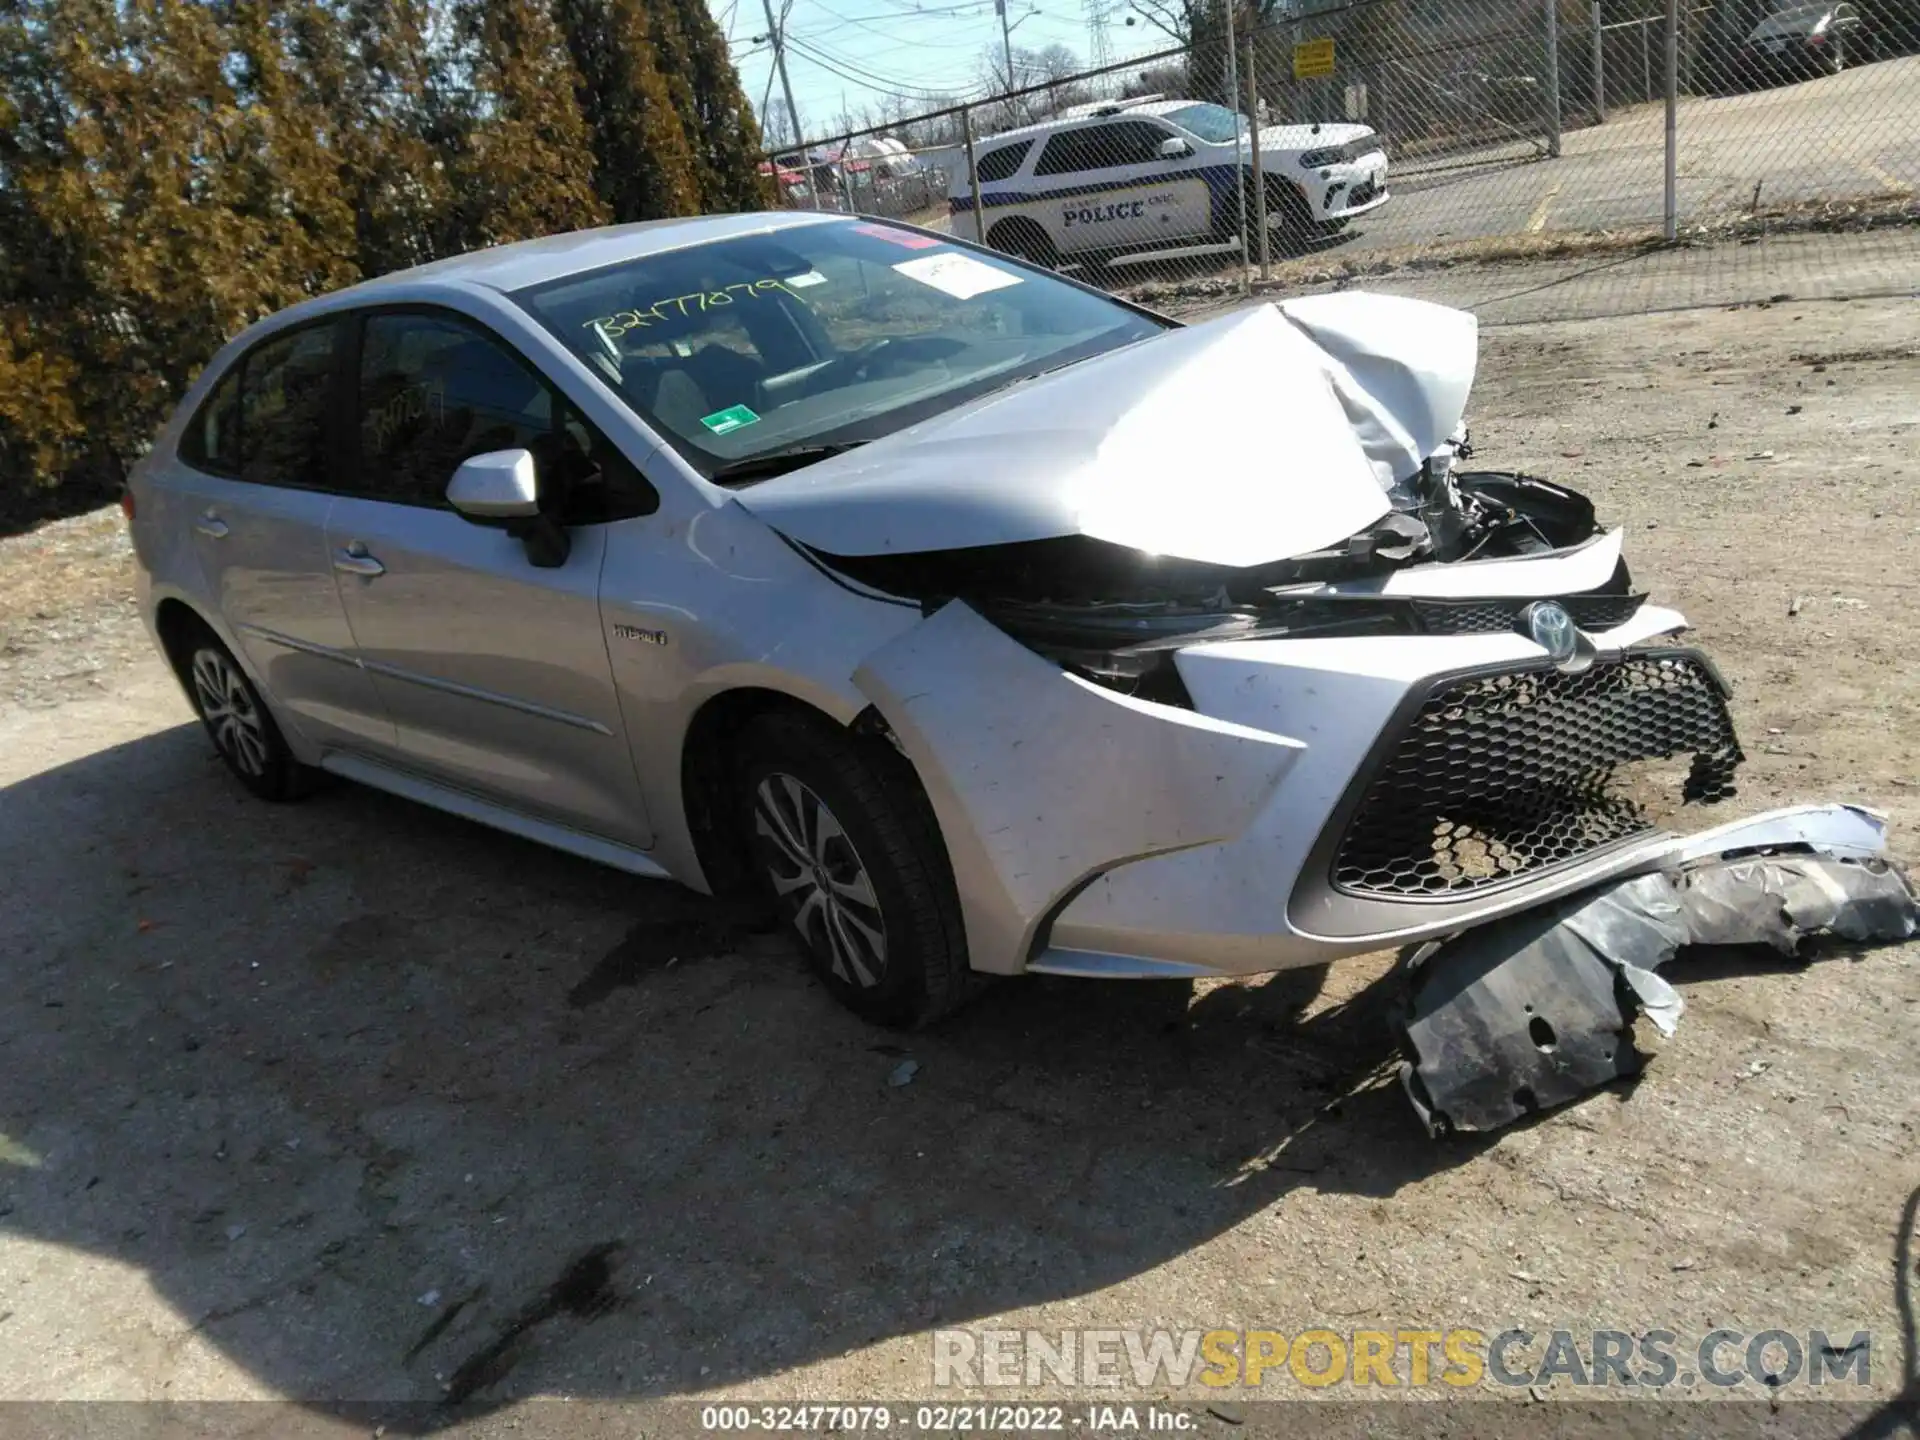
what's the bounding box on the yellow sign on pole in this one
[1293,37,1335,79]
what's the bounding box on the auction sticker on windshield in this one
[700,403,760,435]
[853,222,942,249]
[892,252,1023,300]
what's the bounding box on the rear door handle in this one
[333,542,386,578]
[194,511,229,539]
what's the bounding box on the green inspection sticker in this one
[700,403,760,435]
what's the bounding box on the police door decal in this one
[1053,179,1210,253]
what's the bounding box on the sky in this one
[707,0,1178,147]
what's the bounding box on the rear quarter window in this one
[976,140,1033,183]
[180,368,243,476]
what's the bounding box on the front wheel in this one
[1264,185,1318,254]
[736,710,973,1028]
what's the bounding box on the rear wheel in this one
[986,218,1059,269]
[736,710,973,1028]
[179,625,317,802]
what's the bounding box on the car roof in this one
[326,210,844,299]
[975,101,1179,151]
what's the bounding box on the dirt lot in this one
[1,244,1917,1433]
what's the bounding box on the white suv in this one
[951,99,1388,271]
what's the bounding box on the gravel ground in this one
[0,242,1915,1435]
[0,505,145,710]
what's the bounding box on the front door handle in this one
[333,542,386,578]
[194,510,229,539]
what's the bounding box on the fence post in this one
[1223,0,1250,294]
[1543,0,1562,157]
[1590,0,1606,123]
[961,104,985,246]
[1640,20,1651,102]
[1663,0,1678,239]
[1246,36,1270,279]
[839,133,856,213]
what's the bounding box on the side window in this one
[239,323,339,488]
[1035,127,1105,176]
[181,367,242,476]
[976,139,1033,183]
[1115,121,1174,162]
[356,310,653,522]
[357,312,556,507]
[1035,122,1166,175]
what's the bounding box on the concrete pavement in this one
[1357,54,1919,252]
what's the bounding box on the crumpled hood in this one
[736,291,1478,569]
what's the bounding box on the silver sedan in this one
[127,211,1887,1027]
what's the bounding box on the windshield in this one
[1161,103,1248,144]
[513,219,1166,481]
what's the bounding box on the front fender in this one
[852,601,1303,974]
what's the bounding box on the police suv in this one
[951,98,1388,272]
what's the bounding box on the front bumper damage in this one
[810,289,1913,1137]
[855,604,1917,1137]
[1399,812,1919,1134]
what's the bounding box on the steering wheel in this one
[842,334,969,383]
[843,336,903,383]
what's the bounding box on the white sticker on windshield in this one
[891,252,1023,300]
[785,270,829,288]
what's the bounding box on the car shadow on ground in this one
[0,717,1825,1422]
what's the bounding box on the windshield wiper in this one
[708,440,868,485]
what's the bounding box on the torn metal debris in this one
[1399,844,1919,1135]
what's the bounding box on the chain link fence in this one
[759,0,1918,321]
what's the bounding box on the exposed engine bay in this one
[814,459,1632,703]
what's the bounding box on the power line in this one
[788,34,974,90]
[784,32,981,100]
[795,26,996,53]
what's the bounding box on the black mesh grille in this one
[1333,651,1743,898]
[1409,593,1646,636]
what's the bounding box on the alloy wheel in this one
[752,772,889,988]
[191,647,269,778]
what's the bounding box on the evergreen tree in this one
[553,0,701,222]
[451,0,608,247]
[288,0,458,275]
[659,0,774,211]
[225,0,360,295]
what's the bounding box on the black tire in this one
[735,710,974,1028]
[178,623,318,802]
[986,218,1059,270]
[1265,184,1317,254]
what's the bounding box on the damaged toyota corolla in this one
[132,211,1915,1127]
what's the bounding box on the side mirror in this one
[448,448,541,521]
[1158,136,1193,160]
[446,447,570,568]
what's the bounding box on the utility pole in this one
[996,0,1015,90]
[761,0,804,148]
